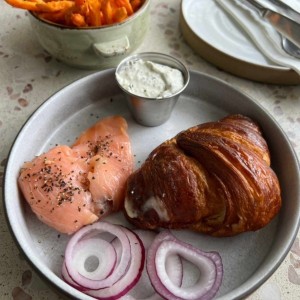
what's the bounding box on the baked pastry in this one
[124,114,281,236]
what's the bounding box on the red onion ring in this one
[64,221,131,290]
[62,262,82,290]
[62,238,116,288]
[147,231,223,300]
[74,238,116,280]
[126,230,183,300]
[62,223,222,300]
[87,227,145,299]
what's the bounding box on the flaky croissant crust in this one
[124,115,282,237]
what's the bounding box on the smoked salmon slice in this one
[72,116,134,215]
[18,116,134,234]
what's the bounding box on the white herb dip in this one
[116,59,185,98]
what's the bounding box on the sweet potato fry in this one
[86,0,102,26]
[130,0,141,11]
[99,10,105,25]
[70,12,87,27]
[113,6,127,22]
[101,0,114,24]
[37,10,68,24]
[5,0,144,27]
[75,0,85,6]
[5,0,45,11]
[35,0,74,12]
[115,0,133,15]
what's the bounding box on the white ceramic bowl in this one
[28,0,150,69]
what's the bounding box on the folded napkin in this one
[256,0,300,15]
[270,0,300,13]
[274,0,300,13]
[215,0,300,75]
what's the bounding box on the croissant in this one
[124,114,281,237]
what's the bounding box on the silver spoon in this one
[281,36,300,59]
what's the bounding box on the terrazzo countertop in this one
[1,0,300,299]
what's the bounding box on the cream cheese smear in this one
[116,58,185,98]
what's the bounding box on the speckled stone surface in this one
[0,0,300,299]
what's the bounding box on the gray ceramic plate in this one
[3,69,300,300]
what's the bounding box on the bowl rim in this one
[28,0,150,30]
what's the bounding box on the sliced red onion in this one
[62,262,82,290]
[63,223,222,300]
[74,238,116,280]
[165,253,183,288]
[147,231,223,300]
[126,230,183,300]
[125,230,158,299]
[87,227,145,299]
[64,221,131,290]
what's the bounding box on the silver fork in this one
[281,36,300,59]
